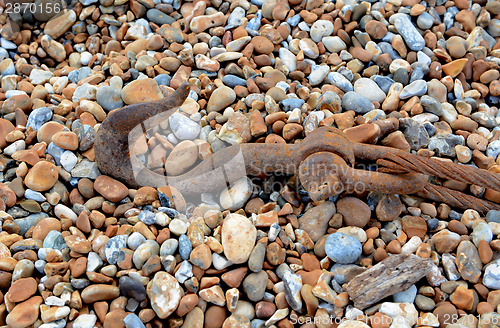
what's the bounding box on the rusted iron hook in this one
[94,83,500,214]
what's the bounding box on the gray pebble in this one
[341,91,374,114]
[325,232,362,264]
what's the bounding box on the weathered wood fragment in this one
[345,254,433,310]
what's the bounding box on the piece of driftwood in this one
[345,254,433,310]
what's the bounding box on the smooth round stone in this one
[207,86,237,112]
[165,140,198,177]
[336,197,371,228]
[471,222,493,247]
[220,177,253,211]
[308,65,330,86]
[168,113,201,140]
[127,232,146,250]
[6,296,43,328]
[399,80,428,99]
[72,314,97,328]
[24,161,58,192]
[354,78,386,103]
[242,270,268,302]
[147,272,182,318]
[322,36,347,53]
[417,12,434,29]
[147,9,175,25]
[393,285,418,303]
[160,238,178,256]
[27,107,53,131]
[179,234,192,260]
[279,48,297,72]
[325,232,362,264]
[94,175,128,202]
[119,276,147,301]
[222,75,247,88]
[280,98,305,112]
[222,213,257,264]
[486,210,500,223]
[96,85,123,111]
[105,235,128,265]
[310,20,334,43]
[169,219,187,236]
[341,91,374,114]
[121,79,163,105]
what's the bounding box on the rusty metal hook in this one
[94,83,500,214]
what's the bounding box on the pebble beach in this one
[1,0,500,327]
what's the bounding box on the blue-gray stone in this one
[486,139,500,160]
[71,159,101,179]
[423,122,436,137]
[410,66,425,83]
[160,238,179,257]
[399,118,430,150]
[250,0,264,6]
[147,9,175,25]
[78,124,95,152]
[97,85,123,111]
[287,14,301,27]
[372,75,395,94]
[471,222,493,247]
[209,36,222,48]
[27,107,53,131]
[486,210,500,223]
[378,42,401,60]
[222,74,247,88]
[417,12,434,29]
[226,7,245,29]
[394,68,409,86]
[427,218,439,231]
[428,134,464,157]
[71,279,90,289]
[444,8,459,30]
[154,74,171,86]
[0,48,9,61]
[35,260,46,274]
[15,213,48,236]
[120,276,147,301]
[393,284,417,303]
[390,13,425,51]
[158,207,179,218]
[175,260,193,283]
[327,72,353,92]
[325,232,362,264]
[47,143,65,166]
[399,80,427,99]
[105,235,128,265]
[421,95,443,116]
[341,91,374,114]
[43,230,67,250]
[179,234,192,260]
[247,15,261,31]
[471,112,497,128]
[138,210,156,225]
[25,189,46,202]
[483,260,500,289]
[124,314,146,328]
[280,98,305,112]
